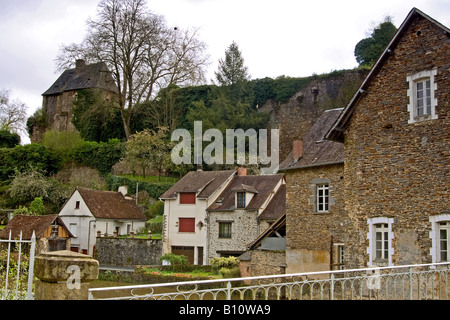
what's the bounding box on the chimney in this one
[292,139,303,162]
[237,167,247,176]
[75,59,86,73]
[118,185,128,197]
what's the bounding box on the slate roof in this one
[325,7,450,142]
[279,108,344,171]
[207,174,284,212]
[159,170,236,200]
[76,188,146,220]
[0,214,73,240]
[258,184,286,220]
[42,61,118,96]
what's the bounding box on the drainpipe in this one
[87,219,96,256]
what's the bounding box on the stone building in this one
[326,8,449,267]
[278,108,347,273]
[206,171,285,262]
[31,59,118,142]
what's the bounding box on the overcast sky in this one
[1,0,449,143]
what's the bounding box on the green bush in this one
[159,253,188,271]
[219,267,240,278]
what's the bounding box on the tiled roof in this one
[159,170,236,200]
[77,188,146,220]
[0,214,72,240]
[279,108,344,171]
[42,61,118,96]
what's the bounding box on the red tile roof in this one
[76,188,146,220]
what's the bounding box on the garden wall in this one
[95,237,162,268]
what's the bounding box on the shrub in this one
[159,253,188,271]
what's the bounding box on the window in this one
[310,178,334,213]
[375,224,389,260]
[179,192,196,204]
[179,218,195,232]
[75,201,80,209]
[415,79,431,116]
[219,222,232,238]
[237,192,246,208]
[367,217,394,266]
[438,222,450,262]
[429,215,450,263]
[407,69,438,123]
[316,184,329,212]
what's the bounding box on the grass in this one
[141,267,222,279]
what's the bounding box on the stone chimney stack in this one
[75,59,86,73]
[237,167,247,176]
[292,139,303,162]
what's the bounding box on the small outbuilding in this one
[0,214,73,254]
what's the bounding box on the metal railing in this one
[0,230,36,300]
[89,262,450,300]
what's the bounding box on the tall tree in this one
[354,16,398,67]
[0,89,28,135]
[55,0,209,139]
[215,41,250,86]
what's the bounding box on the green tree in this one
[72,89,125,142]
[215,41,250,86]
[354,16,397,67]
[125,127,173,180]
[0,129,20,148]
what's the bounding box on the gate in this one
[89,262,450,300]
[0,230,36,300]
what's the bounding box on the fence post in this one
[330,273,334,300]
[409,266,413,300]
[26,231,36,300]
[34,250,98,300]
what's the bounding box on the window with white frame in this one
[316,184,329,212]
[406,69,438,124]
[310,178,335,213]
[375,223,389,260]
[429,215,450,263]
[438,222,450,262]
[367,217,394,266]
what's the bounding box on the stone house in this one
[31,59,118,141]
[278,108,347,273]
[0,214,73,254]
[325,8,449,268]
[160,169,236,265]
[58,187,147,256]
[206,170,285,262]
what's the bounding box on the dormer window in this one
[237,192,246,208]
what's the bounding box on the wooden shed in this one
[0,214,73,254]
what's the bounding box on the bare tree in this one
[55,0,209,139]
[0,89,28,135]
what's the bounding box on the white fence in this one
[0,230,36,300]
[89,262,450,300]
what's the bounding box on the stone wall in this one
[260,70,367,160]
[284,163,347,273]
[250,250,286,277]
[95,237,162,267]
[343,15,450,268]
[207,210,259,262]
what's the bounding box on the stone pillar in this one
[34,250,99,300]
